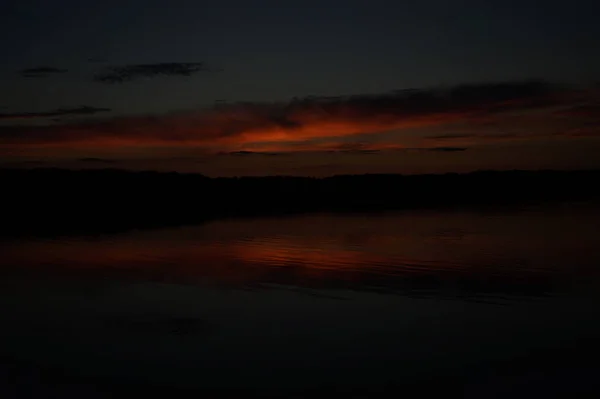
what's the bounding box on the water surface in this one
[1,204,600,397]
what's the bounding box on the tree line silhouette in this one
[2,168,600,237]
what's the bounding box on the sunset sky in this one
[1,0,599,176]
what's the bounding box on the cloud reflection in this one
[2,209,598,304]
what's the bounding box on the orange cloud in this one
[0,80,590,155]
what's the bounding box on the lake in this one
[1,203,600,397]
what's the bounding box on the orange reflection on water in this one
[2,207,600,299]
[231,238,371,269]
[0,233,395,285]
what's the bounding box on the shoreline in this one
[2,168,600,238]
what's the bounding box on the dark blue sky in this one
[1,0,599,176]
[2,0,599,113]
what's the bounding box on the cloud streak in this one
[217,146,468,156]
[0,106,111,120]
[19,66,68,77]
[93,62,215,83]
[0,80,597,154]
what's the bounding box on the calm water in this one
[1,203,600,396]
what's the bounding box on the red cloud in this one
[0,80,588,153]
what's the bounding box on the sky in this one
[1,0,599,176]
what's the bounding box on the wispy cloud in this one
[19,66,68,77]
[0,106,111,120]
[93,62,216,83]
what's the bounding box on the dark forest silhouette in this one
[2,168,600,237]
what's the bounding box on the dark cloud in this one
[0,80,591,151]
[19,66,68,77]
[221,150,252,156]
[339,149,381,154]
[426,134,476,140]
[378,146,470,153]
[221,150,261,156]
[78,157,116,164]
[270,80,561,120]
[317,146,467,154]
[319,142,384,154]
[93,62,215,83]
[218,145,467,156]
[425,146,468,152]
[477,133,521,140]
[219,151,287,157]
[424,133,521,142]
[0,106,111,120]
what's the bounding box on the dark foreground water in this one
[1,203,600,397]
